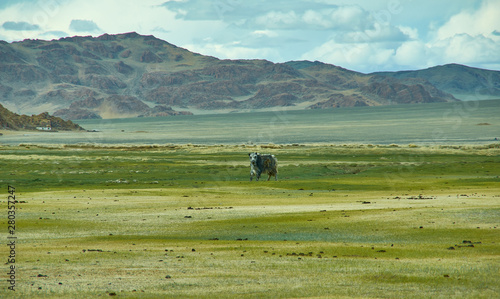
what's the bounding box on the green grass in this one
[1,144,499,298]
[2,143,499,192]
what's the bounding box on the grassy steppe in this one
[1,144,499,298]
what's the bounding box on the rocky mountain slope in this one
[374,63,500,101]
[2,32,494,120]
[0,103,84,131]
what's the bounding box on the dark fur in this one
[249,152,278,181]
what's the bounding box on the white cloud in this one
[184,41,283,62]
[394,40,431,68]
[253,5,371,31]
[251,30,278,38]
[398,26,418,40]
[436,0,500,40]
[301,0,500,72]
[255,11,300,29]
[337,23,408,43]
[425,0,500,69]
[302,6,367,30]
[302,10,329,28]
[328,5,368,30]
[434,33,500,65]
[301,40,396,72]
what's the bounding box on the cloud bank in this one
[69,19,100,32]
[2,21,40,31]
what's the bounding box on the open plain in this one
[1,143,499,298]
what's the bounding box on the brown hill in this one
[0,103,84,131]
[0,32,464,120]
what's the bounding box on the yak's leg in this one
[250,170,255,181]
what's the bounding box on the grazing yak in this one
[248,152,278,181]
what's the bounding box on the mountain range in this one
[1,32,499,120]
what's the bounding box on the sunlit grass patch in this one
[1,144,499,297]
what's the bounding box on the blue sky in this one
[1,0,499,73]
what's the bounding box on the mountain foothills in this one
[0,103,83,131]
[373,64,500,101]
[0,32,499,120]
